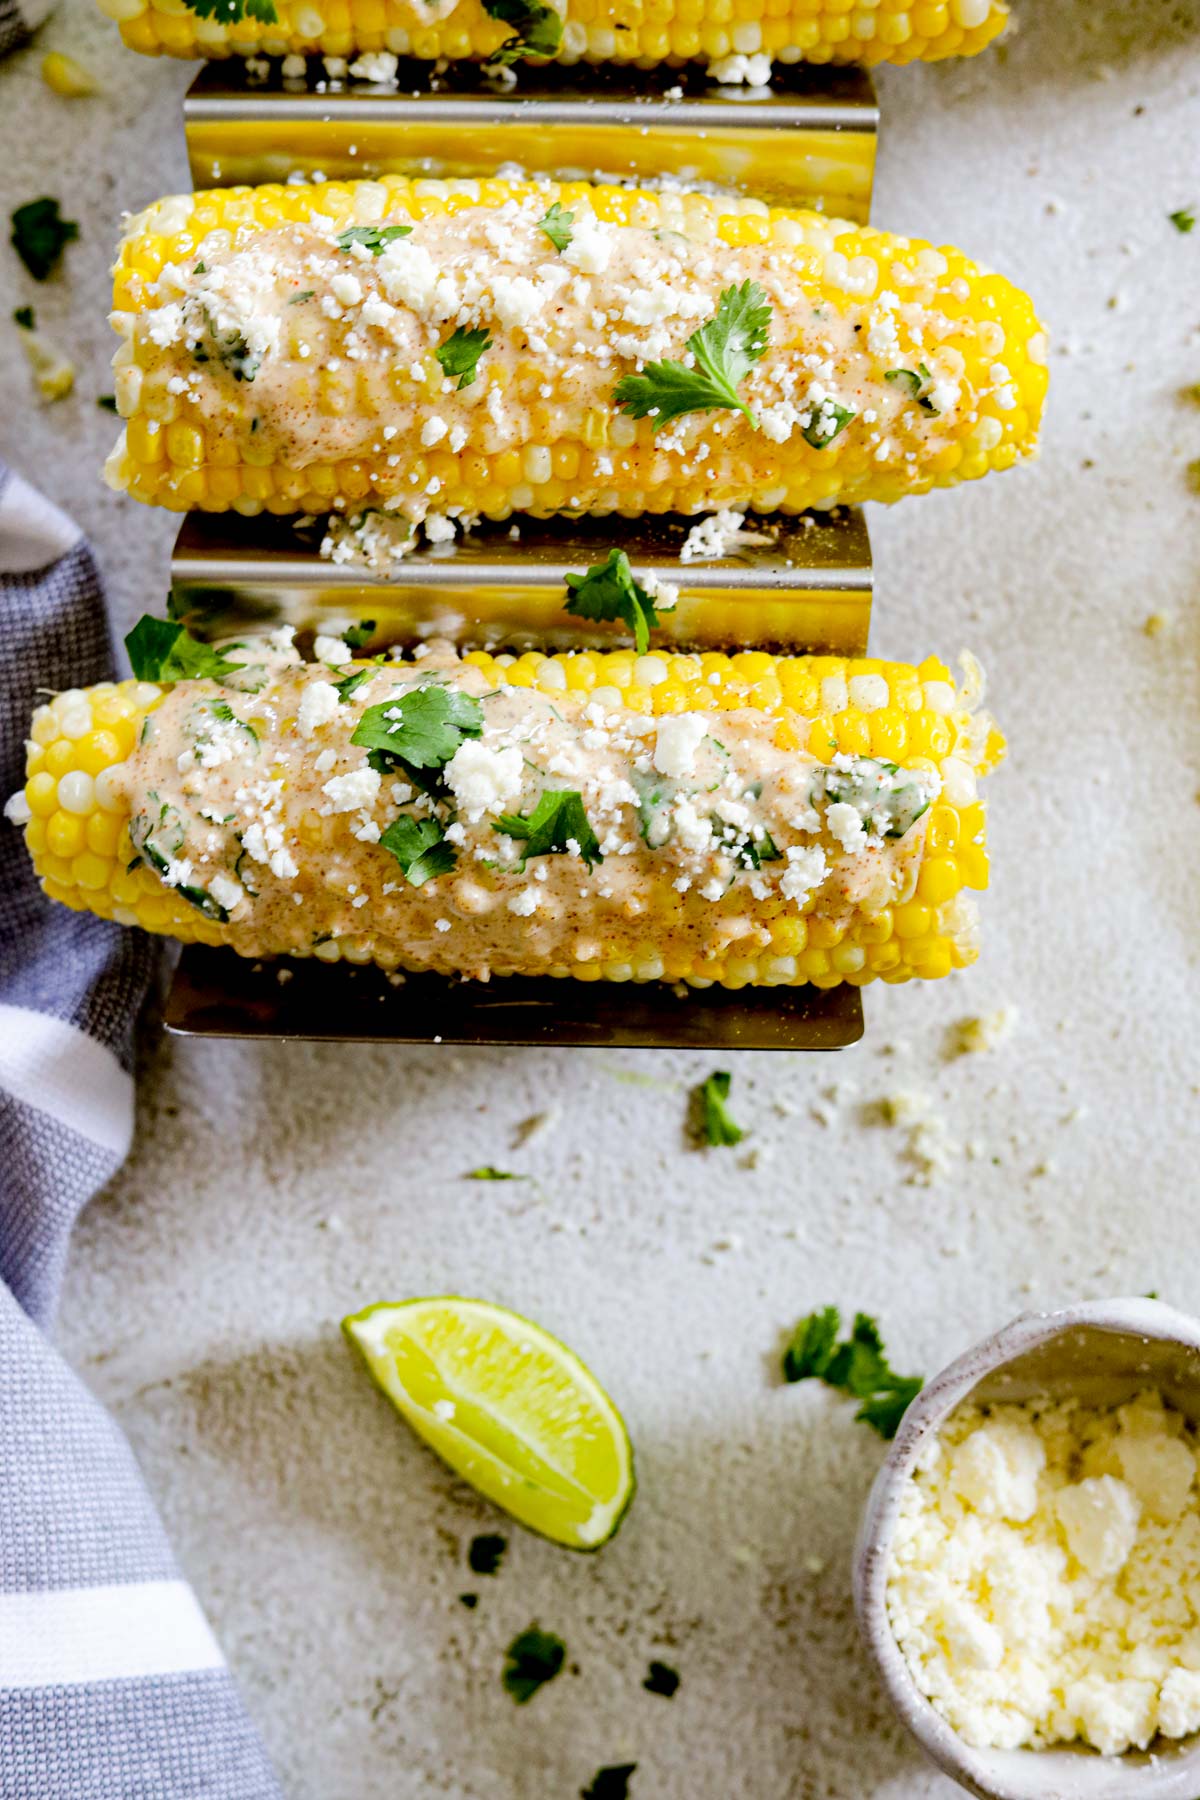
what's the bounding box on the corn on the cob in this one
[8,638,1003,991]
[106,175,1045,529]
[97,0,1009,68]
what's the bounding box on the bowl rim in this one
[852,1296,1200,1800]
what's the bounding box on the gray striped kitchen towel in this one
[0,0,52,57]
[0,464,283,1800]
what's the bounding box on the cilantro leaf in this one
[823,1313,892,1394]
[459,1593,479,1608]
[336,224,412,256]
[697,1070,743,1147]
[351,684,483,777]
[582,1769,637,1800]
[782,1305,840,1382]
[643,1661,680,1698]
[334,667,370,704]
[857,1379,924,1439]
[379,815,457,887]
[11,198,79,282]
[563,548,661,655]
[185,0,277,20]
[437,325,492,391]
[494,789,603,869]
[614,280,771,432]
[13,305,34,329]
[97,393,118,412]
[801,398,855,449]
[502,1626,565,1703]
[468,1533,507,1575]
[465,1167,526,1182]
[1169,207,1195,234]
[125,615,246,684]
[482,0,563,62]
[538,202,574,253]
[781,1307,922,1440]
[340,620,376,650]
[290,289,315,304]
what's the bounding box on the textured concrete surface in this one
[2,4,1200,1795]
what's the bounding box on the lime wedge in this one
[342,1296,635,1550]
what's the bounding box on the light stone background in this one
[2,4,1200,1795]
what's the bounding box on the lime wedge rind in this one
[342,1295,636,1551]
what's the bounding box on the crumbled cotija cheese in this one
[887,1392,1200,1755]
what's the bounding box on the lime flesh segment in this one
[342,1297,635,1550]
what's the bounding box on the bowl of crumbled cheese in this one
[853,1297,1200,1800]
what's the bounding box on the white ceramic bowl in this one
[853,1297,1200,1800]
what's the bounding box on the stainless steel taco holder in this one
[183,58,877,218]
[165,59,880,1051]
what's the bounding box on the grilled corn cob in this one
[106,175,1045,528]
[97,0,1009,68]
[7,636,1003,990]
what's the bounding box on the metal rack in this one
[183,59,878,217]
[164,59,881,1051]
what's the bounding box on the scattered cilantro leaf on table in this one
[614,280,771,431]
[502,1626,565,1703]
[782,1306,922,1440]
[697,1070,743,1147]
[13,305,34,329]
[465,1167,526,1182]
[1169,207,1195,234]
[582,1768,637,1800]
[643,1660,680,1697]
[11,198,78,281]
[468,1533,507,1575]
